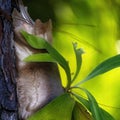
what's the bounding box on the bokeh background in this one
[24,0,120,119]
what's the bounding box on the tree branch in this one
[0,0,18,120]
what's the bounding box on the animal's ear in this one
[34,19,52,34]
[12,7,34,27]
[34,19,53,43]
[34,19,44,35]
[12,7,34,45]
[12,4,35,37]
[12,8,25,28]
[12,0,34,28]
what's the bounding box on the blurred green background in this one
[24,0,120,119]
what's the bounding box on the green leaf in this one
[21,31,46,49]
[21,31,71,88]
[76,54,120,85]
[100,108,115,120]
[28,93,75,120]
[24,53,56,62]
[72,91,115,120]
[72,93,90,110]
[72,102,92,120]
[81,88,103,120]
[72,43,84,83]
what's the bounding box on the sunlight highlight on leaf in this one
[24,53,56,62]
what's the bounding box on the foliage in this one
[28,93,75,120]
[19,31,120,120]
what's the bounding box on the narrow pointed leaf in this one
[28,93,75,120]
[100,108,115,120]
[24,53,56,62]
[21,31,71,88]
[81,88,103,120]
[72,43,84,83]
[73,91,115,120]
[76,55,120,85]
[72,93,90,109]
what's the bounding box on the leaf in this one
[21,31,71,88]
[21,31,46,49]
[24,53,56,62]
[72,93,90,110]
[72,43,84,83]
[72,102,92,120]
[72,91,115,120]
[76,54,120,85]
[28,93,75,120]
[100,108,115,120]
[81,88,103,120]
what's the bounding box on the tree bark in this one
[0,0,18,120]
